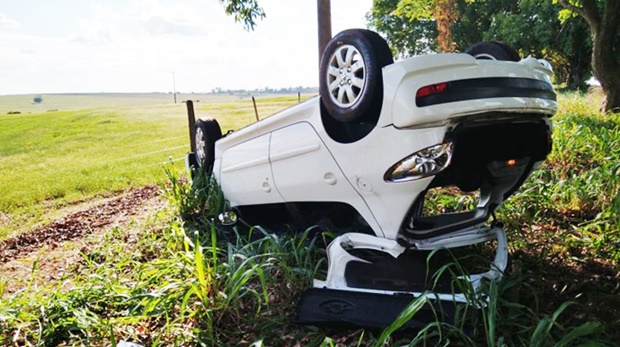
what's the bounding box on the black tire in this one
[464,41,520,62]
[194,118,222,174]
[319,29,393,123]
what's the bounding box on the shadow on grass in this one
[510,248,620,339]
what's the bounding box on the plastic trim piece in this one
[313,227,507,304]
[416,77,556,107]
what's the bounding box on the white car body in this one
[212,53,555,241]
[188,35,556,326]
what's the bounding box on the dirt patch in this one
[0,185,165,294]
[0,185,160,265]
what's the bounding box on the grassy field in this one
[0,91,618,346]
[0,93,312,239]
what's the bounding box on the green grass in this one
[502,91,620,260]
[0,172,324,346]
[1,161,614,346]
[0,93,311,239]
[0,90,618,345]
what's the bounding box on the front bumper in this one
[297,227,508,328]
[314,226,508,303]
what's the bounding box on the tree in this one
[555,0,620,112]
[450,0,519,50]
[482,0,592,90]
[394,0,469,52]
[370,0,593,89]
[219,0,265,30]
[367,0,438,57]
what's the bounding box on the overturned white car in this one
[187,29,556,328]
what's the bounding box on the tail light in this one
[416,82,449,98]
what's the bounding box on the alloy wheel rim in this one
[326,44,366,108]
[195,127,206,165]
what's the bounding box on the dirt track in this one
[0,185,160,265]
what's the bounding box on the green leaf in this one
[559,8,578,23]
[375,294,431,346]
[395,0,434,21]
[554,321,603,347]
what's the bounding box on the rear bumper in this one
[382,54,557,128]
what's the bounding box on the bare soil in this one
[0,185,163,293]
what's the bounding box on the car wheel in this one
[464,41,520,62]
[194,118,222,174]
[320,29,393,123]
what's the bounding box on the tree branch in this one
[558,0,600,34]
[581,0,601,30]
[219,0,265,31]
[557,0,583,14]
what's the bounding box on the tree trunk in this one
[591,27,620,112]
[566,49,590,90]
[434,0,457,52]
[603,86,620,113]
[592,47,620,112]
[584,0,620,112]
[567,67,585,90]
[561,0,620,112]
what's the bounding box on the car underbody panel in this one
[296,227,507,328]
[295,288,456,330]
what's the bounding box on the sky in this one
[0,0,373,95]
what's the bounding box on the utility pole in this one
[317,0,332,66]
[172,72,177,104]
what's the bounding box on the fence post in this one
[186,100,196,152]
[252,96,259,121]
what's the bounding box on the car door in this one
[269,122,382,234]
[219,133,284,206]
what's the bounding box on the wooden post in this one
[186,100,196,152]
[252,96,259,121]
[172,72,177,104]
[317,0,332,66]
[298,92,301,103]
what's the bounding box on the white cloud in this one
[128,0,210,37]
[91,4,123,21]
[0,12,19,28]
[69,5,121,45]
[142,15,206,36]
[71,27,113,45]
[0,0,374,94]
